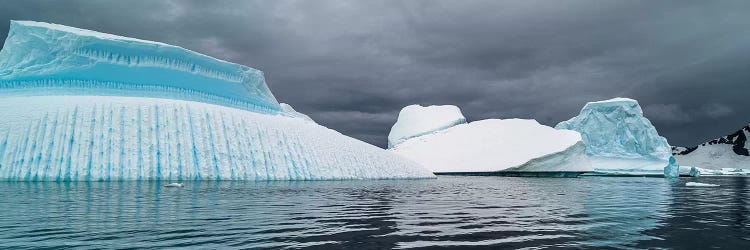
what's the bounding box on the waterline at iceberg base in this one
[0,21,433,181]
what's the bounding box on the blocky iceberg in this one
[388,105,592,174]
[556,98,676,176]
[0,21,433,181]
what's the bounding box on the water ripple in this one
[0,176,748,249]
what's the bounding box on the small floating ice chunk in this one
[164,183,184,188]
[685,182,719,187]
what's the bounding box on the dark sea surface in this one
[0,176,748,249]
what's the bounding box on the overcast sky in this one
[1,0,748,148]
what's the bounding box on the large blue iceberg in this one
[556,98,677,176]
[0,21,433,181]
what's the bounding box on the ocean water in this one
[0,176,748,249]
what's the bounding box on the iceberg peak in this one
[580,97,643,116]
[9,20,173,46]
[586,97,638,104]
[388,104,467,148]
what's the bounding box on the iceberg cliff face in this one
[388,105,591,173]
[0,21,433,181]
[388,105,467,148]
[556,98,675,174]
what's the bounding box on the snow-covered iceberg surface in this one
[0,21,433,181]
[388,105,592,174]
[556,98,676,176]
[388,105,467,148]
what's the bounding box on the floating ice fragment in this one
[664,156,680,178]
[685,182,719,187]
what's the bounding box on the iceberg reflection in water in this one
[0,176,747,249]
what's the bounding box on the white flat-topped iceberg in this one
[0,21,434,181]
[388,105,591,173]
[556,97,677,176]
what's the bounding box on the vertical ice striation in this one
[0,21,433,181]
[0,96,433,181]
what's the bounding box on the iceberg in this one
[0,21,434,181]
[556,98,677,176]
[663,156,680,178]
[388,105,592,175]
[688,167,701,177]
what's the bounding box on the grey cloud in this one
[645,103,735,125]
[701,103,734,119]
[644,104,694,124]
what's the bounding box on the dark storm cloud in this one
[1,0,749,147]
